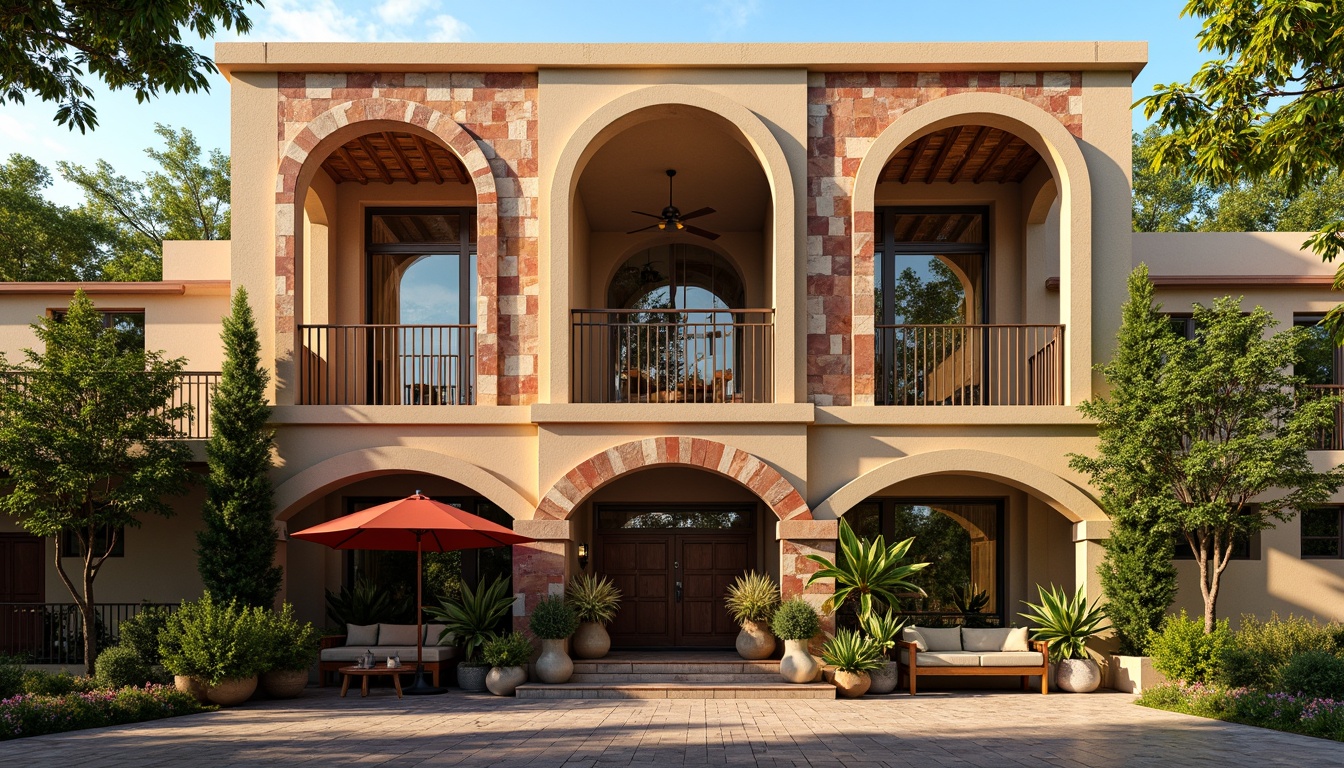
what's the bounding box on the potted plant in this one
[482,631,532,696]
[858,607,905,694]
[158,593,269,706]
[260,604,320,699]
[822,628,885,698]
[770,597,821,683]
[803,519,929,618]
[1019,584,1109,693]
[425,575,514,692]
[528,596,579,684]
[725,571,780,660]
[565,574,622,659]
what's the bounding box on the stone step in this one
[570,660,779,675]
[514,682,835,700]
[568,672,780,683]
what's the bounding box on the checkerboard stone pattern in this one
[806,71,1082,405]
[276,72,539,405]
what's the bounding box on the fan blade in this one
[679,207,715,221]
[626,224,661,235]
[685,225,720,241]
[631,210,663,219]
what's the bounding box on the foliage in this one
[821,628,886,674]
[0,684,213,741]
[19,670,96,697]
[1275,651,1344,700]
[157,593,269,685]
[1139,681,1344,743]
[1220,613,1344,689]
[482,632,533,668]
[117,607,172,669]
[858,608,907,660]
[527,596,579,641]
[94,647,151,690]
[0,292,192,672]
[949,584,989,615]
[1148,610,1232,684]
[887,504,976,617]
[804,518,930,618]
[196,289,281,607]
[1073,266,1342,634]
[1018,585,1108,662]
[0,154,114,281]
[0,657,22,700]
[770,598,821,641]
[565,574,622,625]
[0,2,258,132]
[724,571,780,625]
[259,604,319,673]
[426,576,515,662]
[325,576,414,628]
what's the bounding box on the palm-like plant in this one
[566,574,622,625]
[858,607,907,660]
[804,519,930,618]
[821,628,886,673]
[1018,584,1108,661]
[424,575,514,663]
[725,571,780,625]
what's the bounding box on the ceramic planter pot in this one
[572,622,611,659]
[534,638,574,683]
[205,675,258,707]
[866,660,899,695]
[735,620,776,660]
[486,665,527,696]
[1056,658,1101,693]
[174,675,209,704]
[457,663,490,692]
[779,639,820,684]
[833,670,872,698]
[260,669,309,699]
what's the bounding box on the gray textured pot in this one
[572,622,611,659]
[1056,658,1101,693]
[457,663,490,692]
[261,669,309,699]
[486,665,527,696]
[867,660,899,695]
[735,620,776,660]
[205,675,258,707]
[779,639,820,684]
[534,638,574,683]
[174,675,209,704]
[833,670,872,698]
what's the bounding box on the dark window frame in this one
[874,205,991,327]
[594,502,757,532]
[1302,505,1344,559]
[59,524,125,558]
[341,495,511,592]
[1294,313,1344,386]
[1173,529,1260,561]
[363,206,477,325]
[48,308,146,352]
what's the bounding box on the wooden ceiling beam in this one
[900,133,934,184]
[925,126,962,184]
[381,132,419,185]
[949,126,989,183]
[409,134,445,184]
[335,145,368,184]
[948,213,978,242]
[973,131,1014,184]
[322,163,344,184]
[1000,145,1041,183]
[356,135,393,183]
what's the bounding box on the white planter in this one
[778,639,820,684]
[736,620,776,660]
[572,622,611,659]
[534,638,574,683]
[486,665,527,696]
[1056,658,1101,693]
[1110,655,1167,694]
[866,660,899,695]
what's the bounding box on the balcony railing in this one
[0,371,218,439]
[570,308,774,403]
[1301,384,1344,450]
[876,324,1064,406]
[0,602,178,664]
[298,324,476,405]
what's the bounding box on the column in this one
[511,519,572,632]
[778,519,838,639]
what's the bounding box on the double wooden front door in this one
[0,534,45,655]
[598,532,752,648]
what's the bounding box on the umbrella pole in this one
[406,532,445,695]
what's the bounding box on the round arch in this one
[812,448,1106,524]
[535,436,810,522]
[545,85,799,402]
[849,92,1094,406]
[274,98,502,404]
[273,446,534,523]
[602,233,751,307]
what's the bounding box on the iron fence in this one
[298,324,476,405]
[875,324,1065,406]
[0,602,177,665]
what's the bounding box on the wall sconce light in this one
[576,542,589,570]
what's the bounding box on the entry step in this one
[514,682,836,699]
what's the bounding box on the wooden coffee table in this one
[339,664,409,698]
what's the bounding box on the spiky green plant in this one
[565,574,622,625]
[724,571,780,625]
[858,607,907,660]
[1018,584,1109,661]
[424,575,514,663]
[821,628,886,673]
[804,519,930,618]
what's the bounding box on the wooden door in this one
[675,535,750,647]
[599,535,674,647]
[0,534,45,655]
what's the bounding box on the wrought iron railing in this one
[0,371,218,439]
[0,602,177,665]
[1301,384,1344,450]
[875,324,1064,406]
[570,308,774,403]
[298,324,476,405]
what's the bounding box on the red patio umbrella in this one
[290,492,532,695]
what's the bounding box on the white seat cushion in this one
[377,624,421,646]
[978,651,1044,667]
[899,649,980,667]
[345,623,378,646]
[918,627,964,652]
[321,646,456,663]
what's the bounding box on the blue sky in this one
[0,0,1207,207]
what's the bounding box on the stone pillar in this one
[511,519,572,632]
[778,519,838,636]
[1071,520,1110,600]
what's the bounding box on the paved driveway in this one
[2,688,1341,767]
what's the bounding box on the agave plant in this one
[804,519,930,618]
[325,575,413,627]
[950,583,989,615]
[424,575,514,663]
[1018,584,1108,661]
[566,574,622,625]
[725,571,780,625]
[858,607,908,660]
[821,628,886,673]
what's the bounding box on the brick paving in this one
[2,687,1341,767]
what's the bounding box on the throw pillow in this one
[902,627,928,652]
[920,626,964,652]
[1003,627,1030,652]
[378,623,420,647]
[345,623,379,646]
[424,623,453,646]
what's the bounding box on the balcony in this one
[875,324,1064,406]
[1,371,217,439]
[570,309,774,404]
[298,324,476,405]
[1301,384,1344,450]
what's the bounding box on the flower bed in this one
[1139,681,1344,741]
[0,684,214,740]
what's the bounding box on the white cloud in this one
[707,0,761,33]
[376,0,437,26]
[258,0,365,41]
[426,14,470,42]
[0,111,68,154]
[248,0,471,42]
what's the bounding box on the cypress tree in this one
[197,288,282,606]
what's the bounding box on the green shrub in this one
[1276,650,1344,699]
[1148,610,1232,684]
[116,607,172,668]
[21,670,95,696]
[1220,613,1343,688]
[158,593,270,685]
[95,646,152,689]
[528,596,578,640]
[0,684,211,741]
[482,632,533,668]
[770,598,820,641]
[260,604,320,672]
[0,656,23,699]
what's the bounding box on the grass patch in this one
[1139,682,1344,742]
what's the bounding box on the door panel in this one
[0,534,45,655]
[675,536,750,647]
[600,537,673,646]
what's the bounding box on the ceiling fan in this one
[626,169,720,240]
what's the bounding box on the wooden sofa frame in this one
[318,635,446,687]
[898,639,1051,695]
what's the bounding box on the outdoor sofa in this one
[319,623,457,686]
[898,626,1050,695]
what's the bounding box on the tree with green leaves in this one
[0,291,192,673]
[196,288,281,608]
[1137,1,1344,337]
[1074,265,1343,635]
[0,1,258,132]
[0,154,112,281]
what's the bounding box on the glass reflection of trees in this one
[597,505,752,530]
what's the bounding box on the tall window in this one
[1302,506,1344,559]
[1295,314,1340,386]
